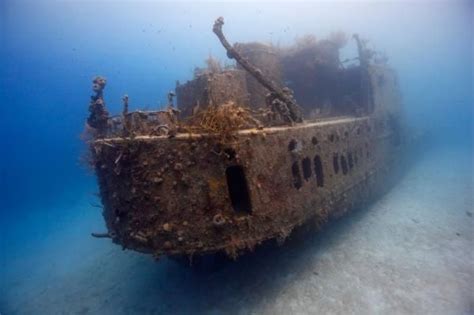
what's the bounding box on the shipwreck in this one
[86,17,404,259]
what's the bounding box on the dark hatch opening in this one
[226,165,252,214]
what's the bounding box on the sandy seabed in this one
[1,145,473,315]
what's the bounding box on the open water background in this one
[1,1,472,314]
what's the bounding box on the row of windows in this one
[291,148,367,189]
[292,155,324,189]
[333,152,356,175]
[289,126,370,189]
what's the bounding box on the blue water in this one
[1,1,472,314]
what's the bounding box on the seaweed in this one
[181,102,262,143]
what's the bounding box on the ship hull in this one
[92,114,402,258]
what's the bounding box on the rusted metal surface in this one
[92,110,402,259]
[234,42,283,108]
[86,18,404,259]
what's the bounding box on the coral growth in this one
[294,34,318,50]
[205,55,222,74]
[87,76,109,137]
[328,31,348,49]
[193,55,223,77]
[183,102,261,142]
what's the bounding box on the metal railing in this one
[105,110,178,137]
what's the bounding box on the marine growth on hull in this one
[85,17,403,259]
